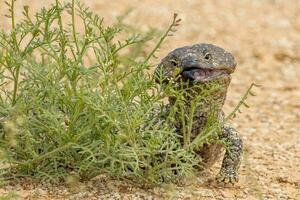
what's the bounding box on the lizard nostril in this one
[170,60,178,67]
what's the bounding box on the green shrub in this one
[0,0,255,185]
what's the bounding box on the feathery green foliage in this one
[0,0,255,185]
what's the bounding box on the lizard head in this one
[155,43,236,86]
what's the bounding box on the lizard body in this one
[155,43,242,184]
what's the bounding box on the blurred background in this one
[1,0,299,199]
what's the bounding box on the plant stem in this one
[225,83,257,121]
[11,0,20,105]
[17,143,73,167]
[143,14,179,64]
[11,0,15,30]
[72,0,80,54]
[11,68,19,106]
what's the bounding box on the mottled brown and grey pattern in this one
[155,43,242,184]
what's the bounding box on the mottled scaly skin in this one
[155,43,243,184]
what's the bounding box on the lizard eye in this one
[170,60,178,67]
[204,52,212,60]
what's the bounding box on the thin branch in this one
[143,13,181,64]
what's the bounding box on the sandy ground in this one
[1,0,300,199]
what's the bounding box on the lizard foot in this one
[216,169,239,185]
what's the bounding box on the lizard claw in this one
[216,169,239,185]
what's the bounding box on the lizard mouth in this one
[181,67,230,83]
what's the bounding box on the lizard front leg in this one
[217,125,243,184]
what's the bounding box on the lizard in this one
[154,43,242,184]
